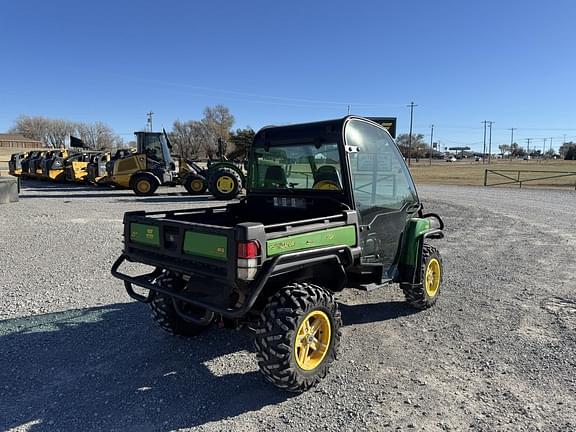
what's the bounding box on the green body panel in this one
[183,231,227,261]
[130,223,160,247]
[267,226,356,257]
[400,218,431,266]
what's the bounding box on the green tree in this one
[228,127,255,160]
[396,133,428,159]
[560,142,576,160]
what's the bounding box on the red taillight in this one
[237,240,260,259]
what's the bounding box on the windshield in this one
[249,142,343,191]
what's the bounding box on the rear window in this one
[249,142,343,191]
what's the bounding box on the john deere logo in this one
[271,241,296,251]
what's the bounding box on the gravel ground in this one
[1,180,575,432]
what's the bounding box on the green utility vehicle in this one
[112,116,444,392]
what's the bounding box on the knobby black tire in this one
[184,174,207,195]
[149,274,208,336]
[401,243,443,310]
[253,283,342,392]
[208,167,242,200]
[131,174,159,196]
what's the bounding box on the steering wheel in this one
[312,180,341,190]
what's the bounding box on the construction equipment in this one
[20,151,39,177]
[178,156,245,200]
[112,116,445,392]
[40,149,74,181]
[104,132,175,195]
[86,152,112,184]
[8,152,28,176]
[65,151,106,183]
[106,131,244,198]
[27,150,49,178]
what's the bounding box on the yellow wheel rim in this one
[191,179,204,192]
[425,258,441,297]
[137,179,151,193]
[294,310,331,371]
[216,176,235,193]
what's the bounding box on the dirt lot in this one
[1,180,575,431]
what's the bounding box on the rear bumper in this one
[111,253,273,318]
[111,244,352,318]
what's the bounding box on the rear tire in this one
[401,244,443,309]
[132,174,159,196]
[149,274,211,336]
[184,174,207,195]
[208,167,242,200]
[254,283,341,392]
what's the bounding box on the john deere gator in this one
[112,116,444,392]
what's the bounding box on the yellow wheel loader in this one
[104,132,176,196]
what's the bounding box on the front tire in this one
[254,283,341,392]
[149,274,211,336]
[401,243,443,309]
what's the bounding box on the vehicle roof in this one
[254,116,393,146]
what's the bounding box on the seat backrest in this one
[315,165,341,186]
[264,165,287,188]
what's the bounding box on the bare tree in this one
[76,121,119,150]
[10,115,50,144]
[170,120,201,159]
[201,105,235,158]
[45,119,76,147]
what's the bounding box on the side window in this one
[345,119,417,214]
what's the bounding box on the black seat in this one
[264,165,287,188]
[314,165,341,188]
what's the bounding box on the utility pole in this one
[525,138,532,156]
[487,121,494,164]
[407,102,418,166]
[508,128,516,159]
[347,105,351,115]
[549,137,553,156]
[542,138,547,159]
[429,124,434,166]
[482,120,488,163]
[146,111,154,132]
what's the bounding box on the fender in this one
[397,215,444,285]
[129,170,162,188]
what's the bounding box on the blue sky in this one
[1,0,575,152]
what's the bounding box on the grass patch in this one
[409,159,576,188]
